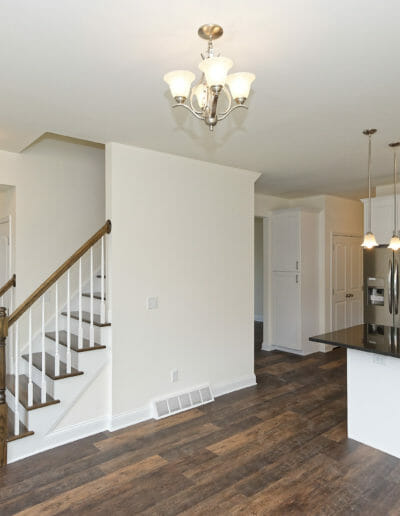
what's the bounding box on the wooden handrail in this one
[0,275,16,300]
[8,220,111,327]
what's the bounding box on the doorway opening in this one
[0,185,15,307]
[254,217,264,351]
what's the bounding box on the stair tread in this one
[61,311,111,327]
[82,291,106,300]
[6,374,60,411]
[46,331,106,352]
[7,407,34,442]
[22,352,84,380]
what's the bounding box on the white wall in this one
[106,143,259,419]
[255,193,290,216]
[254,217,263,321]
[0,135,105,304]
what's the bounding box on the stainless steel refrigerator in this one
[364,246,400,327]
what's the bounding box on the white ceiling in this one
[1,0,400,198]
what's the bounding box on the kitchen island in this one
[310,324,400,459]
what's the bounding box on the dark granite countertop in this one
[310,324,400,359]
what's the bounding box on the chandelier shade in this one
[226,73,256,102]
[198,57,233,87]
[163,70,195,100]
[163,24,255,131]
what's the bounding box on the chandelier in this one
[164,24,255,132]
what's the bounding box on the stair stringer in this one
[7,345,110,463]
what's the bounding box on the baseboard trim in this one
[261,341,274,351]
[212,373,257,398]
[8,374,258,463]
[109,405,152,432]
[8,415,109,464]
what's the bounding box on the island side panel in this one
[347,348,400,459]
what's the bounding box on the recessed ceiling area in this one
[0,0,399,198]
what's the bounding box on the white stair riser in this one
[6,389,60,431]
[59,315,103,343]
[20,359,56,398]
[81,296,104,314]
[44,338,107,371]
[44,338,80,369]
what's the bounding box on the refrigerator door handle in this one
[389,259,393,315]
[395,262,399,315]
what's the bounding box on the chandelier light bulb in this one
[198,57,233,87]
[361,231,378,249]
[163,70,195,101]
[226,73,256,103]
[193,84,207,109]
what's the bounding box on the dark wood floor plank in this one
[1,347,399,515]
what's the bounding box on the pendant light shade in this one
[388,141,400,251]
[388,235,400,251]
[361,129,378,249]
[362,232,378,249]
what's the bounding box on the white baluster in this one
[66,269,71,374]
[41,296,46,403]
[54,281,60,377]
[14,321,19,436]
[78,258,83,349]
[27,308,33,406]
[90,247,94,347]
[100,236,105,324]
[9,287,14,375]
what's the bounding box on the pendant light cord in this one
[394,149,398,236]
[368,135,372,233]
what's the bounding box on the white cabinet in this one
[362,195,400,245]
[270,209,320,354]
[271,212,300,272]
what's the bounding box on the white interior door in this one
[332,235,363,331]
[271,271,301,350]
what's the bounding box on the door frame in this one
[0,215,12,280]
[330,232,363,331]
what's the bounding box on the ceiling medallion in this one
[164,24,255,132]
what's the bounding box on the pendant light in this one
[388,142,400,250]
[361,129,378,249]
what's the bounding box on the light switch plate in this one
[171,369,179,382]
[147,296,159,310]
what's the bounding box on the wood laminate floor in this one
[2,348,400,515]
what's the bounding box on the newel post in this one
[0,307,8,465]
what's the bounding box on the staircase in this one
[0,221,112,464]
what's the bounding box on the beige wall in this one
[324,196,364,331]
[107,143,259,417]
